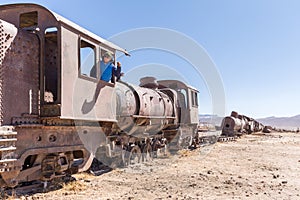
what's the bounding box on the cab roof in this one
[0,3,130,56]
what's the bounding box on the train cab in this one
[0,3,205,187]
[157,80,199,126]
[0,3,129,125]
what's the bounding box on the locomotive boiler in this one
[0,3,199,187]
[115,78,176,137]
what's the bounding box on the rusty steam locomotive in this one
[0,4,200,187]
[221,111,265,137]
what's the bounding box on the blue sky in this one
[1,0,299,118]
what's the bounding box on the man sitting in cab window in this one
[100,51,122,83]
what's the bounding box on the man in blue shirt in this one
[100,52,121,83]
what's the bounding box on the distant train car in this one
[221,111,264,137]
[0,3,199,187]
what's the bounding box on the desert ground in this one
[8,131,300,200]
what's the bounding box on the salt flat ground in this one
[22,132,300,200]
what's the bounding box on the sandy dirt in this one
[13,132,300,199]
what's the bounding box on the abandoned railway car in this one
[221,111,264,137]
[0,3,200,187]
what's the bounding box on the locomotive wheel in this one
[128,145,141,165]
[142,143,153,162]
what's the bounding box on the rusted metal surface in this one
[0,3,202,188]
[133,85,166,117]
[221,111,266,137]
[0,20,17,126]
[115,80,178,136]
[263,126,272,133]
[0,20,17,66]
[2,29,39,125]
[221,116,243,136]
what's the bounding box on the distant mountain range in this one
[257,115,300,130]
[199,114,300,130]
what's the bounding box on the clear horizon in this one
[200,113,300,119]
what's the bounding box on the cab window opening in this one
[178,89,187,108]
[191,91,198,107]
[44,27,58,103]
[79,40,96,78]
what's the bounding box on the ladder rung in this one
[0,138,17,142]
[0,158,17,163]
[0,146,16,151]
[0,131,17,136]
